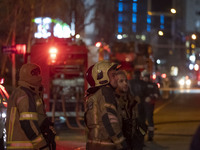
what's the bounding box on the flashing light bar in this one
[0,78,4,84]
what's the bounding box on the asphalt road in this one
[144,89,200,150]
[55,89,200,150]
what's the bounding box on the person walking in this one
[6,63,56,150]
[142,70,160,142]
[84,60,128,150]
[115,70,144,150]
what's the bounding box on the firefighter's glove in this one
[42,126,56,144]
[40,118,56,148]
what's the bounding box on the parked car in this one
[0,78,9,150]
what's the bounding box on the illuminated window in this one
[147,15,151,24]
[160,15,164,24]
[132,3,137,13]
[118,13,123,22]
[132,13,137,23]
[160,24,164,29]
[147,24,151,32]
[118,24,123,33]
[118,2,123,12]
[133,0,137,2]
[132,24,136,32]
[160,15,165,29]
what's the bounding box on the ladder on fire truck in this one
[49,65,86,130]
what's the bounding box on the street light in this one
[158,30,164,36]
[191,34,197,40]
[170,8,176,14]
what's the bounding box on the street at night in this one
[1,0,200,150]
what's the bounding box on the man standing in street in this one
[142,70,160,142]
[129,70,147,146]
[6,63,56,150]
[85,60,128,150]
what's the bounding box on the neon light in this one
[33,17,71,39]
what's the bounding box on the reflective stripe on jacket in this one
[85,86,127,150]
[6,84,47,150]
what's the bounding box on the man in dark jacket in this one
[129,70,147,146]
[142,70,160,142]
[115,70,145,150]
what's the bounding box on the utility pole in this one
[11,6,18,88]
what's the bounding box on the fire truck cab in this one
[30,38,88,126]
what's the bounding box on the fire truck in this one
[30,37,88,128]
[110,41,153,79]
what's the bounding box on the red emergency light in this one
[16,44,26,54]
[49,47,58,63]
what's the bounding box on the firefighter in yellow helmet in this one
[85,60,128,150]
[6,63,56,150]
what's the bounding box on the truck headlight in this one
[2,112,6,118]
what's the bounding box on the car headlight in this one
[186,79,191,86]
[178,79,185,86]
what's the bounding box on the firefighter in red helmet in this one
[6,63,56,150]
[84,60,128,150]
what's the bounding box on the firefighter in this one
[141,70,160,142]
[85,60,128,150]
[6,63,56,150]
[115,70,144,150]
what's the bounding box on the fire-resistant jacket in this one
[85,85,127,150]
[6,82,48,150]
[115,91,138,136]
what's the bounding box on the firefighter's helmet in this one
[91,60,119,87]
[85,64,95,87]
[19,63,42,86]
